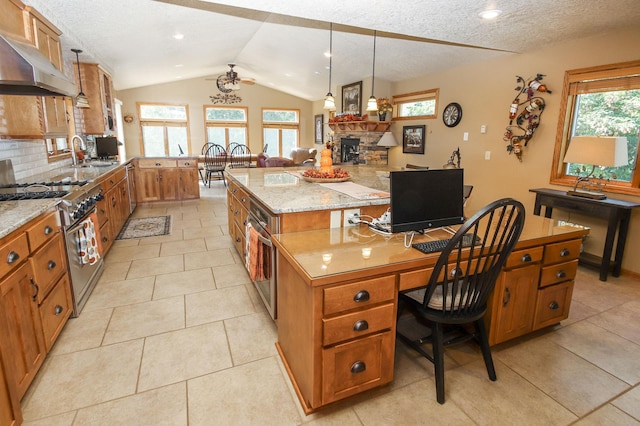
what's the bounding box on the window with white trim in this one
[138,103,190,157]
[262,109,299,157]
[392,89,439,120]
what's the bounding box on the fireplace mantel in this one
[328,120,391,133]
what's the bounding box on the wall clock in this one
[443,102,462,127]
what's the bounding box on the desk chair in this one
[203,144,227,187]
[396,198,525,404]
[229,144,252,168]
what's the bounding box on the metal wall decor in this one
[504,73,552,161]
[209,93,242,104]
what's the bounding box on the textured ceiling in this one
[20,0,640,101]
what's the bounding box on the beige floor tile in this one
[83,276,155,311]
[574,404,640,425]
[160,238,207,256]
[212,262,251,287]
[183,225,223,239]
[203,234,235,250]
[200,215,228,226]
[49,309,112,355]
[105,243,160,263]
[612,384,640,420]
[548,321,640,384]
[73,382,187,426]
[153,267,216,299]
[224,312,277,365]
[136,229,185,245]
[495,336,629,416]
[586,300,640,344]
[127,254,184,279]
[22,340,143,420]
[563,298,601,326]
[184,248,236,271]
[98,260,131,282]
[110,238,139,247]
[103,296,185,344]
[302,408,363,426]
[22,411,76,426]
[185,286,256,326]
[172,218,204,230]
[571,269,639,312]
[187,357,301,425]
[138,322,232,391]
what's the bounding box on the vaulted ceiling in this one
[21,0,640,101]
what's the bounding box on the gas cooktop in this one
[0,179,89,201]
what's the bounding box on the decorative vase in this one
[378,112,387,121]
[320,148,333,172]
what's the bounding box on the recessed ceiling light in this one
[479,9,502,19]
[175,64,183,68]
[173,33,184,40]
[324,51,331,58]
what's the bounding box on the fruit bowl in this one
[302,168,350,182]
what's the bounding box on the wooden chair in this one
[203,144,227,187]
[396,198,525,404]
[198,143,214,183]
[229,144,252,168]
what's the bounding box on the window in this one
[204,106,248,152]
[262,109,299,156]
[138,103,189,157]
[392,89,439,120]
[550,61,640,196]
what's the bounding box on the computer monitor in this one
[390,168,465,233]
[95,136,119,159]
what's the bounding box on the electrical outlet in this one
[343,208,360,227]
[485,151,491,160]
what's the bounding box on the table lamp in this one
[563,135,628,200]
[377,132,398,165]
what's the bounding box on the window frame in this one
[549,60,640,197]
[137,102,190,157]
[203,106,248,150]
[392,88,439,121]
[261,108,300,156]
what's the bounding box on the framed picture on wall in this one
[342,81,362,115]
[314,114,324,144]
[402,125,426,154]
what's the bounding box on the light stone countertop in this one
[225,165,392,214]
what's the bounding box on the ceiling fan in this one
[207,64,255,93]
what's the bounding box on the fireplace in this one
[341,138,360,163]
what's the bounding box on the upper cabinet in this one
[75,63,117,136]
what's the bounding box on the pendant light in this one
[71,48,90,108]
[323,23,336,110]
[366,30,378,112]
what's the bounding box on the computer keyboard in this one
[412,234,479,254]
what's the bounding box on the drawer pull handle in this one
[560,248,570,257]
[241,197,247,203]
[449,267,462,278]
[521,253,532,263]
[353,290,370,303]
[350,361,366,374]
[44,225,53,235]
[353,320,369,332]
[7,251,20,264]
[47,260,56,270]
[503,287,511,307]
[102,236,109,243]
[549,301,559,310]
[30,278,39,302]
[556,270,566,279]
[155,163,161,167]
[54,305,64,315]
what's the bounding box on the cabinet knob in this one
[236,237,241,243]
[549,301,559,310]
[352,320,369,332]
[7,251,20,264]
[44,225,54,235]
[54,305,64,315]
[353,290,370,303]
[350,361,367,374]
[560,248,570,257]
[102,236,109,243]
[155,163,161,167]
[47,260,57,270]
[521,253,532,263]
[556,270,566,279]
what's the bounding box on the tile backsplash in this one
[0,139,72,181]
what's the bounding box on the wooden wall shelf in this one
[328,121,391,133]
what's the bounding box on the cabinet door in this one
[0,350,22,426]
[0,262,45,400]
[489,264,539,345]
[179,167,200,200]
[136,169,162,202]
[118,179,130,227]
[160,168,179,201]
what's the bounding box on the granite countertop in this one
[225,165,392,214]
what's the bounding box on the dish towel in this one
[247,224,263,281]
[77,214,102,265]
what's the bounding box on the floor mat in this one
[116,215,171,240]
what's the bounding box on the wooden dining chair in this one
[203,144,227,187]
[229,144,252,168]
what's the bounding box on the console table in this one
[529,188,640,281]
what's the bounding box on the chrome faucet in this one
[70,135,84,166]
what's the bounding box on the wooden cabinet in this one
[0,348,22,426]
[75,63,116,136]
[135,159,199,203]
[227,180,249,258]
[95,167,130,253]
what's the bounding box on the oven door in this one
[246,213,276,319]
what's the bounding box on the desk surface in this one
[273,215,589,285]
[530,188,640,209]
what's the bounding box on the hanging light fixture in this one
[71,48,90,108]
[366,30,378,112]
[323,23,336,110]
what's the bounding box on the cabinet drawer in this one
[178,159,197,168]
[322,331,394,405]
[504,246,543,269]
[543,239,581,265]
[323,303,394,346]
[26,211,60,252]
[324,275,395,316]
[30,234,66,302]
[1,232,29,279]
[39,274,73,352]
[399,268,434,292]
[100,167,126,190]
[533,280,573,330]
[137,159,177,168]
[540,259,578,288]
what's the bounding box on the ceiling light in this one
[71,48,89,109]
[479,9,502,19]
[366,30,378,112]
[324,23,336,111]
[173,33,184,40]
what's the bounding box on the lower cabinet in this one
[0,349,21,426]
[135,158,200,203]
[96,166,130,253]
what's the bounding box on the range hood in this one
[0,32,76,97]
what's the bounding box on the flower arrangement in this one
[377,98,392,114]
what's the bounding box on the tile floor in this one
[20,181,640,425]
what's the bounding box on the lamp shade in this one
[377,132,398,147]
[564,136,628,167]
[323,93,336,110]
